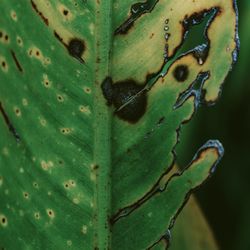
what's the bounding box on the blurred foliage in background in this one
[176,1,250,249]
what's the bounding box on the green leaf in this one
[0,0,238,249]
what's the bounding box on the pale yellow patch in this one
[40,160,54,171]
[10,10,17,21]
[57,94,64,102]
[2,147,9,156]
[60,128,71,135]
[14,107,21,117]
[73,198,80,204]
[63,179,76,189]
[23,192,29,199]
[42,74,52,88]
[39,118,47,127]
[67,240,72,246]
[16,36,23,47]
[79,105,91,115]
[0,55,8,72]
[46,209,55,219]
[27,46,51,66]
[0,214,7,227]
[81,225,87,234]
[58,4,73,21]
[34,212,40,220]
[89,23,94,35]
[83,86,91,94]
[22,98,28,106]
[0,31,10,44]
[33,182,39,189]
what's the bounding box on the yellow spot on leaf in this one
[83,86,91,94]
[0,214,7,227]
[57,94,64,102]
[27,46,51,66]
[0,31,10,44]
[40,160,54,171]
[58,4,73,21]
[89,23,94,35]
[14,107,21,117]
[60,128,71,135]
[67,240,72,246]
[73,198,80,204]
[22,98,28,106]
[79,105,91,115]
[0,55,8,72]
[2,147,9,156]
[23,192,29,199]
[63,179,76,189]
[39,118,47,127]
[34,212,40,220]
[33,182,39,189]
[10,10,17,21]
[16,36,23,47]
[46,209,55,219]
[42,74,52,88]
[81,225,87,234]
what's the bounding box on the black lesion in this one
[173,65,189,82]
[68,38,85,63]
[0,102,20,142]
[54,32,85,64]
[102,77,147,123]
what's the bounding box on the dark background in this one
[176,1,250,249]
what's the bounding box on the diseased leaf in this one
[0,0,238,249]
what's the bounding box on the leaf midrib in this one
[93,1,113,249]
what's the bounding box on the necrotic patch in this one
[102,77,147,123]
[173,65,189,82]
[68,38,85,63]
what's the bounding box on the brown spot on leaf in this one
[102,77,147,123]
[68,38,85,63]
[173,65,189,82]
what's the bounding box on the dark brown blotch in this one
[173,65,189,82]
[102,77,147,123]
[63,9,69,16]
[68,38,85,63]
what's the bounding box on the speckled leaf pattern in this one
[0,0,238,250]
